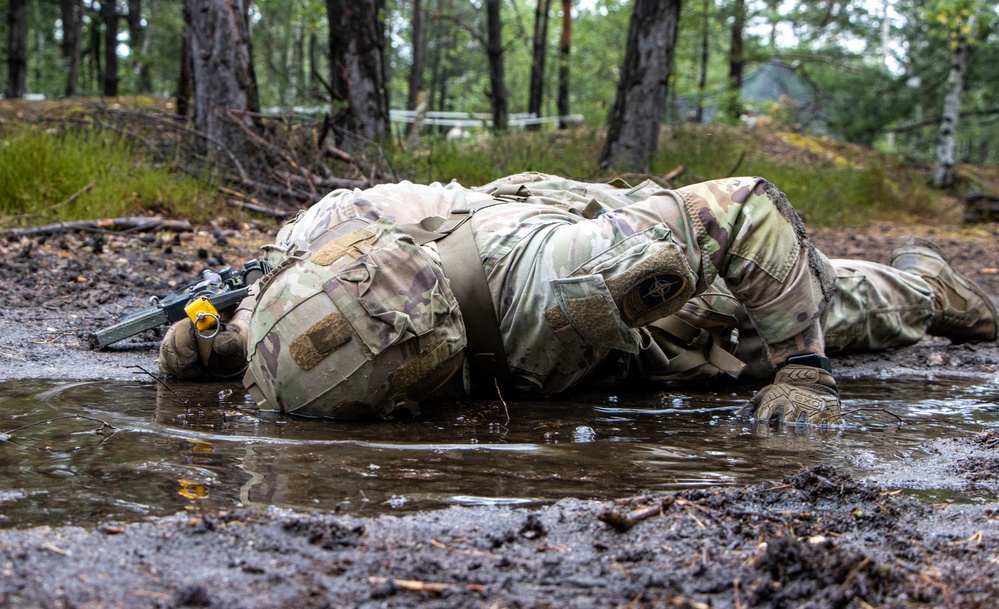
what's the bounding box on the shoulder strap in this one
[399,200,511,392]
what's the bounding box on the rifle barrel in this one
[88,307,170,350]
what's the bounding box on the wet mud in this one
[1,222,999,608]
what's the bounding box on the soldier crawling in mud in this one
[157,173,998,425]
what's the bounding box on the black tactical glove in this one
[158,318,247,380]
[748,364,841,425]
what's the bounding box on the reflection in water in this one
[0,375,997,528]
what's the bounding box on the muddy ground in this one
[1,219,999,608]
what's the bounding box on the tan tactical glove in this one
[748,364,841,425]
[158,318,247,380]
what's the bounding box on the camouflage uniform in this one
[642,260,936,383]
[240,172,836,418]
[473,173,937,384]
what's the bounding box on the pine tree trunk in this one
[127,0,152,92]
[729,0,745,90]
[6,0,27,98]
[102,0,119,96]
[176,30,192,117]
[406,0,426,112]
[428,0,452,121]
[931,24,971,189]
[696,0,709,123]
[527,0,552,130]
[183,0,261,151]
[599,0,682,171]
[61,0,83,97]
[485,0,508,130]
[89,9,103,91]
[325,0,390,150]
[556,0,572,129]
[308,32,322,99]
[294,25,305,103]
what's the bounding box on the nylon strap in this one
[648,316,746,378]
[400,200,511,391]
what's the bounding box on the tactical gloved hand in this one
[158,318,247,380]
[748,364,841,425]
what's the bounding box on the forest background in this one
[1,0,998,230]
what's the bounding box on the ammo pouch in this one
[638,293,747,382]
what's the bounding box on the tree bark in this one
[308,32,324,100]
[6,0,28,99]
[183,0,261,152]
[485,0,508,130]
[556,0,572,129]
[61,0,84,97]
[729,0,745,90]
[406,0,426,112]
[127,0,152,92]
[176,29,193,117]
[428,0,452,117]
[293,24,305,103]
[88,6,103,91]
[325,0,390,150]
[695,0,710,123]
[932,21,972,189]
[527,0,552,130]
[101,0,119,96]
[599,0,682,172]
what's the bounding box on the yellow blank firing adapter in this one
[185,296,221,338]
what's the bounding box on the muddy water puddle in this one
[1,374,997,528]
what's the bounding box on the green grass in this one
[2,120,950,230]
[0,125,220,227]
[654,124,939,227]
[394,128,606,186]
[390,123,947,228]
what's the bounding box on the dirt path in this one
[1,221,998,608]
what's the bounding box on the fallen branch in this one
[1,414,116,437]
[725,150,747,177]
[429,539,499,559]
[495,379,510,424]
[324,144,355,164]
[226,175,320,203]
[4,217,193,237]
[819,407,904,427]
[367,576,487,594]
[126,365,190,407]
[227,108,317,195]
[220,186,293,218]
[50,180,96,211]
[225,199,294,218]
[273,169,370,193]
[662,165,686,183]
[599,498,673,531]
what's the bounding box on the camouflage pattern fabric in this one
[478,173,936,385]
[245,173,836,416]
[244,216,467,419]
[473,172,833,393]
[652,260,936,382]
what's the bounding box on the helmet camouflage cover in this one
[243,217,467,419]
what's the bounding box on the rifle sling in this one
[400,200,511,391]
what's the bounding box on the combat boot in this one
[890,236,998,343]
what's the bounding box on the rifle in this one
[88,260,272,350]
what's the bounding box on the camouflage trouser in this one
[638,258,936,382]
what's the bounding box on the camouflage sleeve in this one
[673,177,836,361]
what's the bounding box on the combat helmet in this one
[242,217,467,419]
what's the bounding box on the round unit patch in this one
[621,273,688,322]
